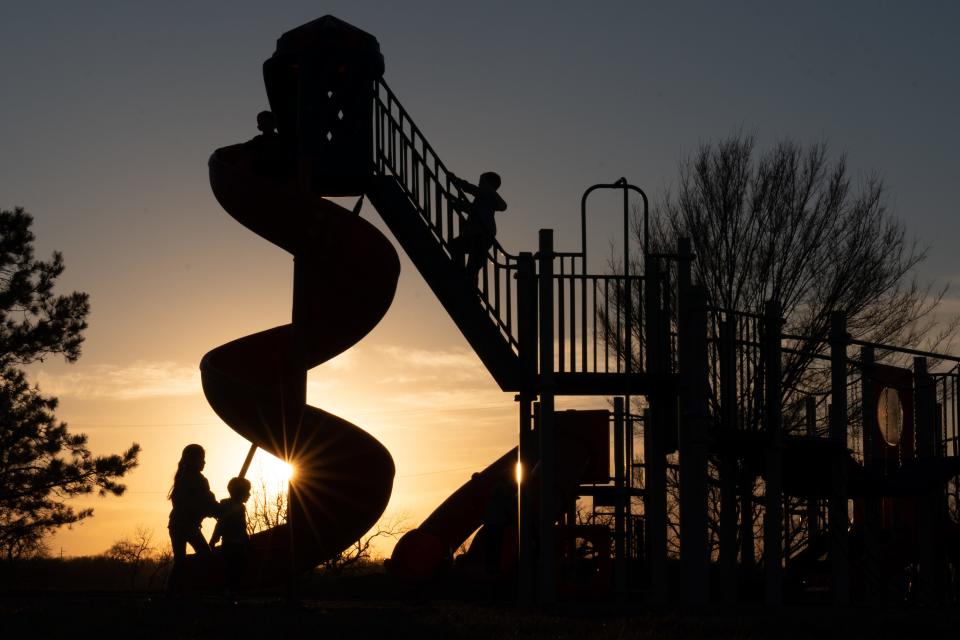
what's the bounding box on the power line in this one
[70,404,516,430]
[70,422,219,429]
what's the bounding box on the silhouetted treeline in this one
[0,552,391,593]
[0,555,171,592]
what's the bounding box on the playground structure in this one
[201,16,960,605]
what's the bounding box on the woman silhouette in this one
[166,443,219,591]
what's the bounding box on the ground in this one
[3,579,960,640]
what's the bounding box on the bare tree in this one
[147,542,172,589]
[603,133,957,563]
[245,479,409,573]
[602,133,956,422]
[105,525,156,588]
[320,512,410,575]
[246,477,288,536]
[671,134,951,386]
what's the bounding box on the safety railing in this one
[706,306,767,433]
[373,79,520,350]
[374,79,654,374]
[546,251,645,375]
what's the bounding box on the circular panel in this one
[876,387,903,446]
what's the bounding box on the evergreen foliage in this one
[0,207,139,560]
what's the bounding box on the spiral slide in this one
[180,143,400,588]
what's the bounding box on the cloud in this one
[388,388,506,410]
[321,348,358,372]
[34,361,201,400]
[305,377,341,397]
[377,345,479,368]
[374,374,424,385]
[33,344,361,402]
[375,345,487,383]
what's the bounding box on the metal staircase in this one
[365,79,660,396]
[366,79,525,391]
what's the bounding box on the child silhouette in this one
[211,476,252,594]
[448,171,507,283]
[166,444,219,593]
[247,110,288,177]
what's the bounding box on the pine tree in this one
[0,207,139,560]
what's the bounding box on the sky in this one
[1,1,959,557]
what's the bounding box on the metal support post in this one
[861,346,881,605]
[516,252,537,605]
[537,230,557,603]
[805,396,819,543]
[626,412,635,564]
[679,283,709,606]
[517,396,536,604]
[718,318,738,603]
[238,443,258,479]
[614,397,627,597]
[643,256,667,602]
[763,300,783,606]
[915,357,942,605]
[829,312,849,607]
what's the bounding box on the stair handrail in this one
[373,78,520,350]
[372,80,656,373]
[373,80,515,259]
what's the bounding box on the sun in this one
[252,450,295,487]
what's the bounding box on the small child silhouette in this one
[448,171,507,284]
[210,476,252,594]
[247,110,287,177]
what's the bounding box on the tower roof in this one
[275,15,382,66]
